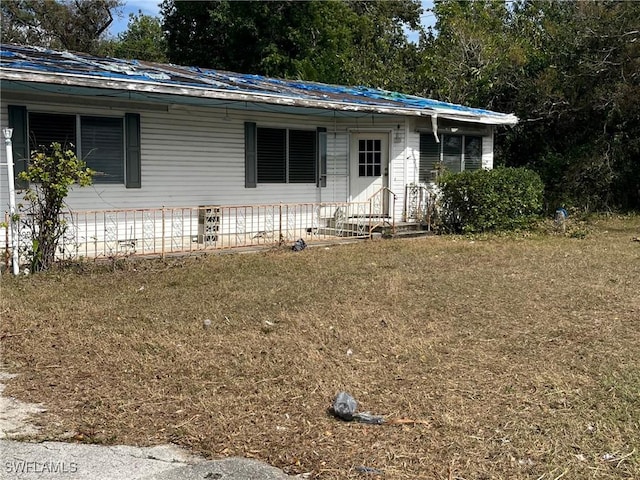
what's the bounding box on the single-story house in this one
[0,43,517,258]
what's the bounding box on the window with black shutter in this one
[25,111,140,187]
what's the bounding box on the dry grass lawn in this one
[1,215,639,479]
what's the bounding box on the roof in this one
[0,43,517,125]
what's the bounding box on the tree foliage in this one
[18,143,93,271]
[419,0,640,212]
[1,0,122,54]
[160,0,422,89]
[102,11,167,62]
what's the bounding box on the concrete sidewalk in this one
[0,372,298,480]
[0,440,294,480]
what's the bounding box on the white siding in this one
[482,130,494,169]
[0,98,332,211]
[324,131,348,203]
[390,126,408,220]
[405,121,421,186]
[1,93,497,232]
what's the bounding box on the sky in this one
[109,0,162,36]
[109,0,436,42]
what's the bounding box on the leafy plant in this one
[18,143,93,272]
[437,167,544,233]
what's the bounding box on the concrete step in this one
[373,221,434,239]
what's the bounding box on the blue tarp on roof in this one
[0,43,517,124]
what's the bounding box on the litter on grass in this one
[330,391,431,426]
[330,391,385,425]
[355,465,384,475]
[292,238,307,252]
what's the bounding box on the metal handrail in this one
[367,187,397,235]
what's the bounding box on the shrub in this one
[18,142,93,272]
[437,167,544,233]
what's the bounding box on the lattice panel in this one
[235,209,247,245]
[143,212,155,252]
[104,213,119,255]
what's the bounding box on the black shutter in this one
[125,113,141,188]
[289,129,316,183]
[257,127,286,183]
[317,127,327,187]
[8,105,28,189]
[244,122,257,188]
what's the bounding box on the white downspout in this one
[431,114,440,143]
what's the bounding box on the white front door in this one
[349,133,389,206]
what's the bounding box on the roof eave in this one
[0,68,519,126]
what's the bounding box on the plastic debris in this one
[292,238,307,251]
[332,391,357,421]
[331,391,385,424]
[554,207,568,233]
[354,412,385,425]
[355,466,384,475]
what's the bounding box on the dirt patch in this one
[0,372,46,439]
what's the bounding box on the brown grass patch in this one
[2,215,639,479]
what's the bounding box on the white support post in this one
[3,128,19,275]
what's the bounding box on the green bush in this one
[437,167,544,233]
[18,142,93,271]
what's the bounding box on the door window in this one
[358,139,382,177]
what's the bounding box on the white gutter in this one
[0,69,519,126]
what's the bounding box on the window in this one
[288,130,316,183]
[28,112,126,184]
[13,109,141,188]
[419,134,483,182]
[257,128,286,183]
[256,127,316,184]
[81,116,125,184]
[28,112,76,148]
[358,139,382,177]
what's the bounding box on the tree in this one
[417,0,525,109]
[502,0,640,211]
[102,11,167,62]
[18,143,93,271]
[161,0,422,89]
[419,0,640,212]
[343,0,423,90]
[1,0,122,54]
